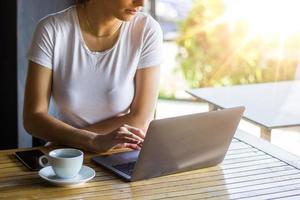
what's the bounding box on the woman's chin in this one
[116,13,137,22]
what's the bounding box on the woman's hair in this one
[76,0,89,4]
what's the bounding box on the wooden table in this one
[1,130,300,200]
[188,80,300,141]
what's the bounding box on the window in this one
[150,0,300,99]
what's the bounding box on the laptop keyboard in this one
[113,161,136,176]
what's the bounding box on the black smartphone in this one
[15,149,45,171]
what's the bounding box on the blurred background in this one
[1,0,299,156]
[151,0,300,156]
[153,0,300,99]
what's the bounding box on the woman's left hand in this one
[91,124,145,152]
[113,124,145,150]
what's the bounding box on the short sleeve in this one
[27,16,55,69]
[137,17,163,69]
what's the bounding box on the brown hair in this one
[76,0,89,4]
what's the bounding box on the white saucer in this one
[38,165,95,186]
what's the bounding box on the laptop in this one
[92,106,245,181]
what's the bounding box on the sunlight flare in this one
[224,0,300,37]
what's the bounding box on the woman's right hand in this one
[91,124,145,153]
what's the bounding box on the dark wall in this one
[17,0,75,147]
[0,0,75,149]
[0,1,18,150]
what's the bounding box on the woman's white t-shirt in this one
[27,6,163,128]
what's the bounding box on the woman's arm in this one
[83,66,160,134]
[23,61,142,152]
[23,62,95,150]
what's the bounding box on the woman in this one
[23,0,163,153]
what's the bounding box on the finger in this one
[111,131,139,147]
[113,144,124,149]
[119,126,128,132]
[123,124,145,139]
[110,126,130,138]
[114,143,140,150]
[115,130,144,142]
[137,141,143,147]
[115,136,141,144]
[123,143,141,150]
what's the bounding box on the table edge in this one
[235,129,300,169]
[187,90,300,129]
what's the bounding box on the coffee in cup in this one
[39,148,83,179]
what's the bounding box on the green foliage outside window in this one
[176,0,298,89]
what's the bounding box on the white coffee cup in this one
[39,148,83,179]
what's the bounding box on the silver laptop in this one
[92,106,245,181]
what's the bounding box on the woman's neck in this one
[83,1,121,37]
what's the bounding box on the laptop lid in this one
[92,106,245,181]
